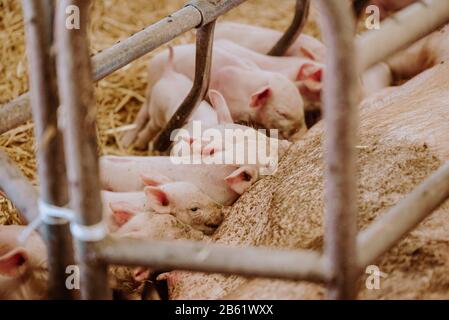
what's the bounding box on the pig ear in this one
[208,90,233,124]
[250,87,272,109]
[299,47,319,61]
[109,202,139,227]
[225,166,259,195]
[0,248,28,277]
[133,267,151,283]
[140,172,172,187]
[144,187,171,214]
[296,63,323,99]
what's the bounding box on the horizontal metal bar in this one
[0,149,38,223]
[357,160,449,268]
[188,0,246,27]
[92,5,201,81]
[358,0,449,70]
[1,0,248,135]
[97,238,330,283]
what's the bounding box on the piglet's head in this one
[251,74,306,139]
[296,62,323,101]
[0,247,29,278]
[145,182,224,235]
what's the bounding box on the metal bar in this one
[22,0,75,300]
[97,238,330,283]
[0,149,38,224]
[55,0,110,300]
[1,0,248,136]
[153,20,216,152]
[268,0,310,56]
[358,0,449,71]
[316,0,359,300]
[92,5,202,81]
[357,160,449,268]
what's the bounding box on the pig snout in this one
[259,75,307,139]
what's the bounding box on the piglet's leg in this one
[121,102,151,148]
[386,36,434,82]
[134,120,161,150]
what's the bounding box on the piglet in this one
[122,47,220,149]
[214,22,326,61]
[214,39,324,102]
[99,156,260,206]
[0,225,47,300]
[132,44,306,140]
[104,181,224,235]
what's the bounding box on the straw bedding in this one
[0,0,320,224]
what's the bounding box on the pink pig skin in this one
[103,181,224,235]
[102,190,150,232]
[122,47,219,150]
[99,156,259,207]
[141,44,306,139]
[214,39,324,102]
[214,22,326,61]
[0,225,47,300]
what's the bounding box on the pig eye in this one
[190,207,199,212]
[276,110,288,118]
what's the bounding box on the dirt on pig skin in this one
[166,132,448,299]
[163,61,449,300]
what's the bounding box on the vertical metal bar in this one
[22,0,76,300]
[153,20,216,152]
[55,0,111,300]
[268,0,310,56]
[316,0,359,299]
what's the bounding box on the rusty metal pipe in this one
[22,0,75,300]
[316,0,359,300]
[268,0,310,56]
[153,20,216,152]
[55,0,110,300]
[97,238,330,283]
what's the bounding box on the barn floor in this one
[1,0,449,300]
